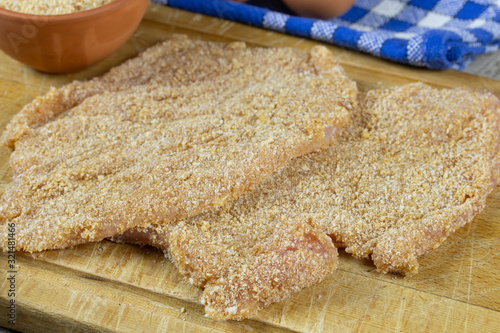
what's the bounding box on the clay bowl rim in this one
[0,0,138,22]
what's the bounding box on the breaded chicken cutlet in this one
[0,36,356,252]
[114,219,338,320]
[115,83,500,320]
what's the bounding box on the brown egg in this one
[282,0,356,19]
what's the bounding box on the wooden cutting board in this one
[1,4,499,332]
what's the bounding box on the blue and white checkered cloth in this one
[153,0,500,70]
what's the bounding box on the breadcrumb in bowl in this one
[0,0,117,15]
[0,0,149,73]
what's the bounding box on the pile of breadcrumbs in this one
[0,0,115,15]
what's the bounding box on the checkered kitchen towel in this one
[153,0,500,70]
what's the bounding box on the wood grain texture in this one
[0,4,499,332]
[465,52,500,81]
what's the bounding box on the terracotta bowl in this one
[0,0,150,74]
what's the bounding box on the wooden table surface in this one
[464,52,500,81]
[1,4,500,333]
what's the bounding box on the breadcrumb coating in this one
[113,218,338,320]
[0,36,356,252]
[1,35,355,149]
[114,83,500,320]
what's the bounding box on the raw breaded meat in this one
[0,36,356,252]
[114,218,338,320]
[1,35,355,149]
[115,83,500,320]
